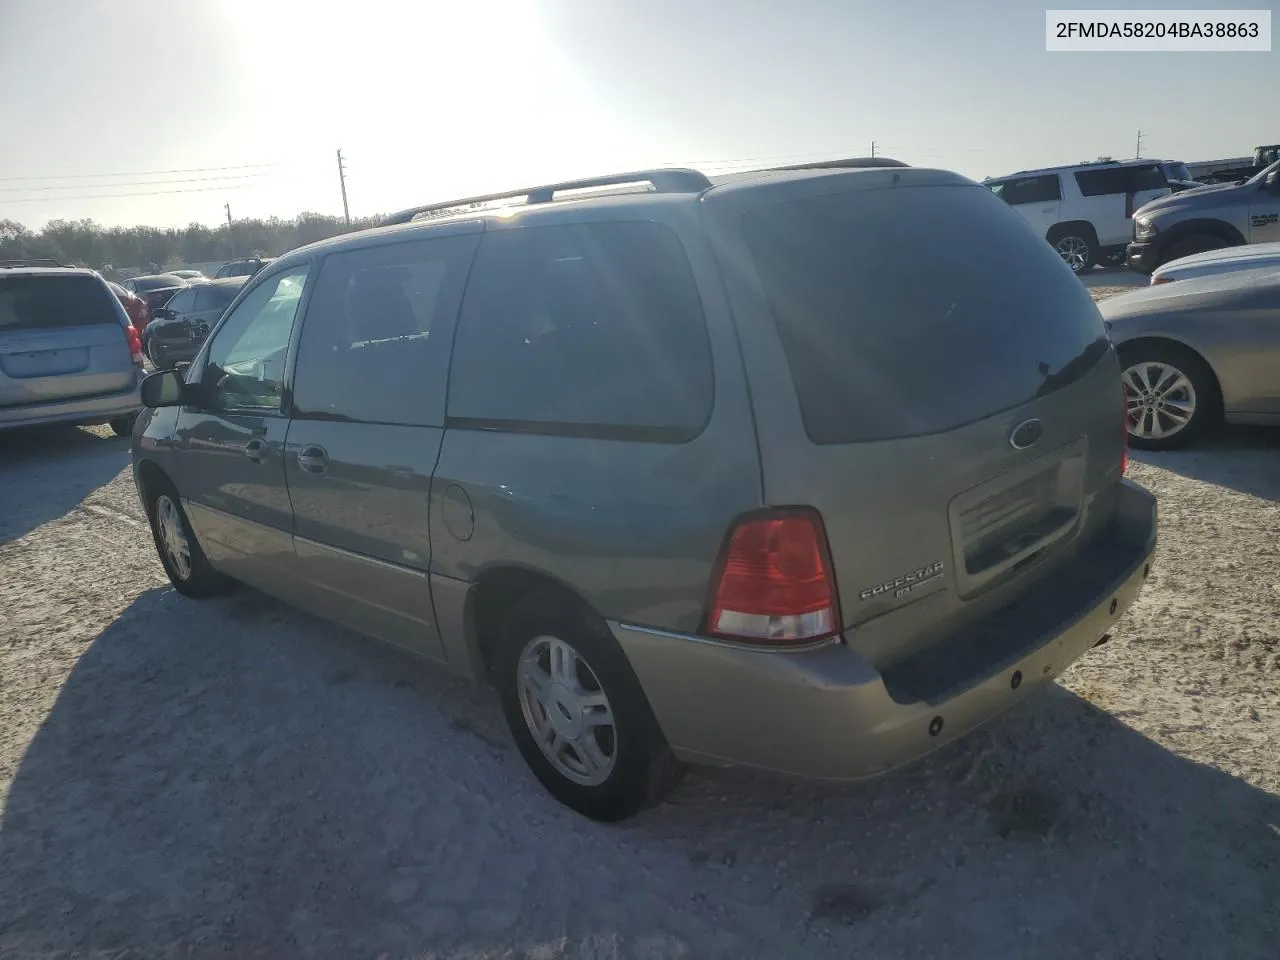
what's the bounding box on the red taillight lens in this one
[1150,275,1171,285]
[125,323,144,365]
[705,511,840,644]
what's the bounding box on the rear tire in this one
[1162,233,1228,266]
[108,415,137,437]
[495,589,681,821]
[144,477,231,597]
[1119,343,1218,450]
[1050,229,1097,274]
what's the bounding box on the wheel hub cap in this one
[155,495,192,580]
[516,635,617,786]
[547,683,585,740]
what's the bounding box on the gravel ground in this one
[1,273,1277,958]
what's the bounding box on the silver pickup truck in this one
[1127,159,1280,274]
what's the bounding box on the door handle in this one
[297,445,329,474]
[244,438,265,463]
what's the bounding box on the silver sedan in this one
[1101,268,1280,449]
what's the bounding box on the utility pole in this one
[1135,129,1144,159]
[337,148,350,225]
[870,140,877,158]
[224,202,234,256]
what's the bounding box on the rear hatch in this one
[0,273,135,408]
[737,175,1124,671]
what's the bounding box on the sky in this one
[0,0,1276,229]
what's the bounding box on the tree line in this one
[0,212,384,276]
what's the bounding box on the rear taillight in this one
[125,323,144,365]
[705,510,840,644]
[1150,275,1171,285]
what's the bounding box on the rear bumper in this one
[0,376,142,430]
[614,480,1157,781]
[1125,240,1161,275]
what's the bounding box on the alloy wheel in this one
[1123,361,1197,441]
[1055,236,1090,272]
[516,634,617,786]
[155,494,192,581]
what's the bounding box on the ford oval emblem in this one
[1009,418,1043,450]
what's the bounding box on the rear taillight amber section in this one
[705,510,840,644]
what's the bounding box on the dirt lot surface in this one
[1,272,1277,959]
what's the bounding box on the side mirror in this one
[139,368,188,408]
[1266,171,1280,191]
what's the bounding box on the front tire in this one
[1162,233,1227,266]
[495,589,681,821]
[1119,343,1218,450]
[145,478,231,597]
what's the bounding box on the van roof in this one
[272,158,963,267]
[0,266,100,279]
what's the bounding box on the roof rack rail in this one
[378,168,713,227]
[0,258,67,268]
[774,156,910,171]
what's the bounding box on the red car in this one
[107,280,150,331]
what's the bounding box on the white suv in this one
[985,160,1172,273]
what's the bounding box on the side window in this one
[1120,165,1168,192]
[1001,175,1061,205]
[291,235,477,426]
[447,220,713,440]
[193,286,219,311]
[1075,168,1128,197]
[165,289,196,315]
[202,266,309,413]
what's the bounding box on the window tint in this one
[193,284,237,311]
[202,267,309,413]
[292,236,476,425]
[448,221,712,440]
[165,289,197,314]
[1075,165,1166,197]
[743,185,1109,444]
[991,175,1060,205]
[0,275,120,331]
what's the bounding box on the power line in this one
[0,162,287,184]
[0,172,278,195]
[0,182,277,204]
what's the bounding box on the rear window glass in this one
[743,184,1109,444]
[448,221,712,440]
[1075,165,1166,196]
[0,275,120,331]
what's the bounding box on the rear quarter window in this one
[0,275,120,331]
[743,184,1109,444]
[447,220,713,441]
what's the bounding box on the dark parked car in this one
[122,274,190,327]
[132,163,1156,821]
[214,257,274,279]
[144,277,247,369]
